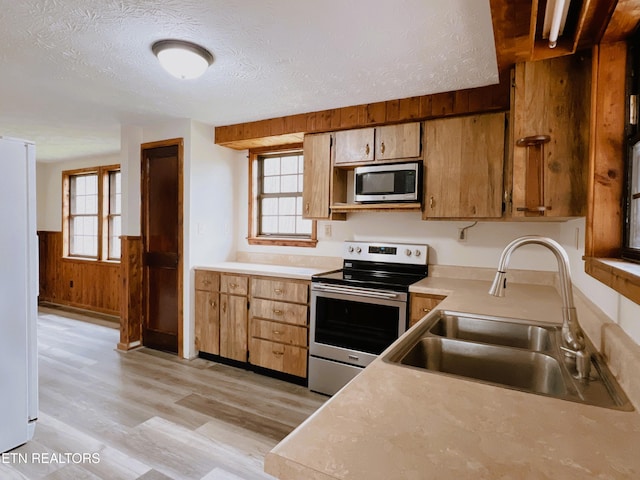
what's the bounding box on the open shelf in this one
[330,202,422,213]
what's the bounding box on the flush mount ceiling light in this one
[152,39,214,80]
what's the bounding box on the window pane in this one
[256,151,310,239]
[263,157,280,176]
[629,143,640,250]
[262,197,278,215]
[281,156,298,175]
[281,175,299,193]
[297,217,313,235]
[262,216,278,234]
[279,197,296,215]
[631,199,640,249]
[70,173,98,215]
[278,216,296,234]
[110,171,121,215]
[109,215,121,259]
[263,176,280,194]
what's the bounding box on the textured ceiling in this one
[0,0,499,162]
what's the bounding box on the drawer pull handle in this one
[272,350,284,356]
[273,288,283,295]
[229,283,239,289]
[380,142,385,154]
[422,308,431,313]
[273,309,283,315]
[210,300,217,308]
[273,330,283,335]
[203,279,211,286]
[365,143,370,156]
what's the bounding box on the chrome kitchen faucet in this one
[489,236,591,379]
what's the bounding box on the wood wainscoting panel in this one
[119,235,143,350]
[38,231,121,316]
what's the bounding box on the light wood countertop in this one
[194,262,333,281]
[265,278,640,480]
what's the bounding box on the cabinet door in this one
[220,274,248,295]
[302,133,332,219]
[195,290,220,355]
[424,113,505,219]
[250,318,308,346]
[250,277,309,304]
[249,337,307,377]
[220,294,248,362]
[375,123,421,160]
[511,56,590,218]
[334,128,375,164]
[194,270,219,292]
[409,294,446,327]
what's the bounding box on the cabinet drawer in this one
[251,278,308,304]
[409,294,446,327]
[251,318,307,346]
[221,274,248,295]
[250,298,308,326]
[194,270,219,292]
[249,337,307,378]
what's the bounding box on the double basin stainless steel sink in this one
[384,310,633,411]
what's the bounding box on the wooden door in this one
[195,290,220,355]
[141,140,183,354]
[334,128,375,164]
[424,113,505,219]
[220,293,248,362]
[375,123,421,160]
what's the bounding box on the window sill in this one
[62,257,121,265]
[247,237,318,248]
[584,257,640,305]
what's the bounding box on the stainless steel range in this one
[309,241,428,395]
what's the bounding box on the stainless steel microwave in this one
[354,162,421,203]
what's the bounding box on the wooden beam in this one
[214,81,510,150]
[602,0,640,43]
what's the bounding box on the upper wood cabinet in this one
[375,123,422,161]
[423,112,506,219]
[334,128,375,164]
[334,123,421,165]
[302,133,332,219]
[509,55,591,219]
[302,133,346,220]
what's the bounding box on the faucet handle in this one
[561,346,591,380]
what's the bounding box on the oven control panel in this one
[343,241,428,265]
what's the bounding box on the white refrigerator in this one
[0,136,38,453]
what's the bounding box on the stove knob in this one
[414,250,421,257]
[405,249,412,257]
[355,247,362,254]
[348,246,354,253]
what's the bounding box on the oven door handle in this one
[312,283,400,300]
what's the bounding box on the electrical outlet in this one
[324,224,332,237]
[457,228,466,242]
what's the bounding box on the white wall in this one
[559,218,640,345]
[234,155,640,345]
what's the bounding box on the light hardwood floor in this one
[2,307,326,480]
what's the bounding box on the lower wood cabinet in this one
[409,293,446,327]
[194,270,220,355]
[219,292,248,362]
[249,338,307,377]
[249,275,309,379]
[194,269,310,381]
